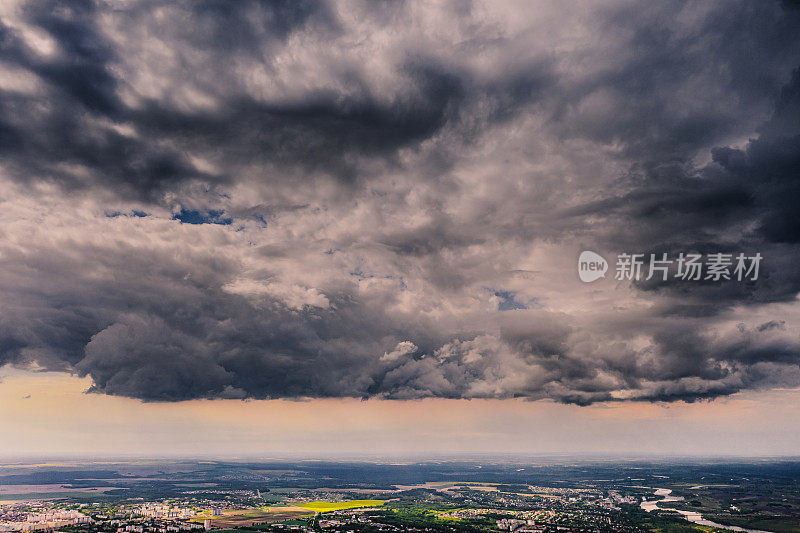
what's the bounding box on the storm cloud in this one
[1,0,800,404]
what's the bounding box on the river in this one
[639,488,772,533]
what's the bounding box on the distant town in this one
[0,460,797,533]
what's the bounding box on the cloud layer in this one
[1,0,800,404]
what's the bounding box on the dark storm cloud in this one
[0,0,508,197]
[0,3,207,198]
[0,0,461,196]
[580,66,800,312]
[1,0,800,404]
[129,65,465,184]
[551,1,800,162]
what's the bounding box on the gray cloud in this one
[0,0,799,404]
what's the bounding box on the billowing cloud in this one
[0,0,799,404]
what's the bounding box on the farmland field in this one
[194,507,314,528]
[298,500,385,512]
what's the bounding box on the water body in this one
[640,488,772,533]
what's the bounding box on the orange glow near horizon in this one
[2,365,799,458]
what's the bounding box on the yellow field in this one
[298,500,384,512]
[191,506,314,527]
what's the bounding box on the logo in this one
[578,251,608,282]
[576,251,761,284]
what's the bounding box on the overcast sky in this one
[1,0,800,456]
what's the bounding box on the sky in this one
[1,0,800,457]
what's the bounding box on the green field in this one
[298,500,384,512]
